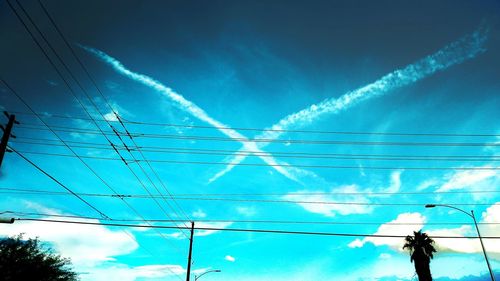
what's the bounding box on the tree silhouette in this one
[0,234,78,281]
[403,230,437,281]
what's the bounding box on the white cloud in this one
[195,221,233,237]
[416,178,439,191]
[283,172,403,217]
[0,217,138,266]
[192,209,207,218]
[383,170,402,193]
[0,203,192,281]
[348,212,425,249]
[284,184,375,217]
[348,203,500,260]
[225,255,236,262]
[236,206,257,217]
[103,111,119,121]
[438,169,498,192]
[79,263,188,281]
[428,203,500,258]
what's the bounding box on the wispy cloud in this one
[208,26,489,183]
[225,255,236,262]
[284,184,375,217]
[282,171,401,217]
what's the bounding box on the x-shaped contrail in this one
[83,26,488,184]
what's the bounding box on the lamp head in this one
[425,204,436,208]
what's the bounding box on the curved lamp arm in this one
[425,204,472,218]
[195,269,221,281]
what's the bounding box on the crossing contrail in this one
[81,45,298,182]
[208,26,489,183]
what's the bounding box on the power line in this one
[9,150,499,170]
[10,111,500,138]
[11,218,500,239]
[1,186,498,197]
[14,125,500,147]
[8,0,191,239]
[0,186,495,206]
[3,211,499,226]
[11,147,500,163]
[11,137,500,162]
[4,0,190,242]
[8,147,110,219]
[1,77,187,251]
[12,138,500,159]
[35,0,194,225]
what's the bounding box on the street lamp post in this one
[194,269,221,281]
[425,204,496,281]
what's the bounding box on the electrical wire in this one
[9,0,191,239]
[11,147,500,163]
[14,125,500,147]
[11,218,500,239]
[12,137,500,160]
[3,211,499,226]
[1,186,498,196]
[10,111,500,138]
[11,150,500,170]
[0,186,495,206]
[7,147,110,219]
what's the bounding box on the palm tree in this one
[403,230,437,281]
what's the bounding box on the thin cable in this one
[36,0,191,224]
[12,218,500,239]
[1,186,498,196]
[12,137,500,160]
[9,150,500,171]
[14,125,500,147]
[0,186,494,206]
[8,0,190,238]
[3,211,499,226]
[12,147,500,162]
[8,148,110,219]
[10,111,500,138]
[1,79,185,252]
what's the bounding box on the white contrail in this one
[81,46,297,182]
[208,26,489,183]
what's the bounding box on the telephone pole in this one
[0,111,18,169]
[186,222,195,281]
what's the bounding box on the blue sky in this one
[0,0,499,280]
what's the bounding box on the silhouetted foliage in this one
[403,230,437,281]
[0,234,78,281]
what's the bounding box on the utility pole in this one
[0,111,18,169]
[186,222,195,281]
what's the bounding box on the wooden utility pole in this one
[186,222,195,281]
[0,112,18,169]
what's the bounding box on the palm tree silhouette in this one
[403,230,437,281]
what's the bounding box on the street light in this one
[425,204,496,281]
[0,218,14,224]
[194,269,221,281]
